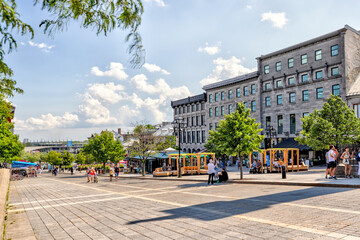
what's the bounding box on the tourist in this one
[328,145,337,180]
[218,168,229,182]
[255,160,262,173]
[341,147,352,178]
[162,162,167,171]
[114,164,120,181]
[214,159,219,182]
[167,164,172,171]
[325,149,330,178]
[356,149,360,176]
[70,166,74,175]
[250,161,257,174]
[90,167,96,182]
[109,165,114,181]
[207,159,215,185]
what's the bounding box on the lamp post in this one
[265,126,277,148]
[172,117,186,178]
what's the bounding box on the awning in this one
[11,161,37,168]
[273,138,311,151]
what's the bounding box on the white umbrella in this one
[164,147,176,152]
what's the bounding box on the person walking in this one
[109,166,114,182]
[90,167,96,183]
[114,164,120,181]
[207,159,215,185]
[328,145,338,180]
[341,147,352,178]
[325,149,330,178]
[70,166,74,175]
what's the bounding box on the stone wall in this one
[0,169,10,239]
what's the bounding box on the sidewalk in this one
[112,166,360,188]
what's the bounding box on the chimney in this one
[118,128,121,134]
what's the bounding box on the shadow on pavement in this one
[127,187,352,225]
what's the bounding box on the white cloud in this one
[28,41,55,52]
[87,82,126,104]
[79,93,117,125]
[200,56,256,86]
[261,11,288,28]
[15,112,79,131]
[144,0,166,7]
[91,62,128,80]
[246,5,253,10]
[20,42,25,46]
[198,42,221,55]
[143,63,170,75]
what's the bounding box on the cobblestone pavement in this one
[5,173,360,240]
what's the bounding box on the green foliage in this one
[62,151,74,166]
[296,95,360,150]
[0,98,23,163]
[206,103,264,179]
[46,150,62,165]
[76,151,86,165]
[83,131,125,168]
[20,150,41,163]
[155,135,176,151]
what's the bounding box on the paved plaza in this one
[4,173,360,240]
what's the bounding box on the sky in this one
[7,0,360,142]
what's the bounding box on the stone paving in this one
[4,172,360,239]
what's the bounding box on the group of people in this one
[207,159,228,184]
[326,145,360,179]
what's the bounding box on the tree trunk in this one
[142,160,145,176]
[103,162,106,174]
[239,153,243,180]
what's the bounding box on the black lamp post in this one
[172,117,186,178]
[265,126,277,148]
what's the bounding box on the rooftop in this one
[202,71,259,91]
[171,93,206,108]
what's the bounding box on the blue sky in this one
[8,0,360,141]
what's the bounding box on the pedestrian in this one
[356,149,360,176]
[70,166,74,175]
[218,168,229,182]
[109,166,114,182]
[114,164,120,181]
[325,149,330,179]
[328,145,338,180]
[340,147,352,178]
[90,167,96,182]
[207,159,215,185]
[214,159,219,182]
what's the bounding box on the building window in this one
[201,103,205,110]
[331,67,339,76]
[288,58,294,68]
[201,115,205,125]
[215,93,219,102]
[209,94,213,103]
[276,80,282,88]
[175,108,178,115]
[209,108,213,117]
[196,116,200,126]
[302,90,309,101]
[276,62,281,71]
[265,82,271,90]
[316,87,323,99]
[209,123,213,130]
[183,131,186,143]
[331,45,338,56]
[301,54,307,65]
[289,92,296,103]
[354,104,359,118]
[221,91,225,100]
[187,132,191,143]
[179,107,182,114]
[183,106,186,113]
[251,84,256,95]
[215,107,219,116]
[228,90,233,99]
[315,70,323,79]
[303,112,309,117]
[251,101,256,112]
[288,77,295,85]
[179,132,182,144]
[187,117,190,126]
[228,104,233,114]
[196,103,200,111]
[266,116,271,128]
[278,115,283,134]
[192,117,195,126]
[215,123,218,129]
[221,106,225,116]
[244,86,248,96]
[264,65,270,74]
[201,130,205,143]
[197,131,200,143]
[315,49,322,61]
[192,131,195,143]
[301,74,308,82]
[187,105,191,112]
[332,84,340,96]
[277,95,283,105]
[265,97,271,107]
[236,88,241,97]
[192,104,195,112]
[290,114,296,134]
[244,102,248,109]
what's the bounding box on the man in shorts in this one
[114,164,120,181]
[328,145,338,180]
[325,150,330,178]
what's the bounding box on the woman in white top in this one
[341,147,352,178]
[207,159,215,185]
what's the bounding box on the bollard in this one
[281,165,286,179]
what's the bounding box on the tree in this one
[206,103,264,179]
[62,151,75,166]
[128,124,160,176]
[296,95,360,150]
[83,131,125,169]
[155,135,176,151]
[0,98,23,164]
[20,150,41,163]
[46,150,62,166]
[76,151,86,165]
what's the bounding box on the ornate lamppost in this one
[172,117,186,178]
[265,126,277,148]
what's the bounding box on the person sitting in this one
[255,160,262,173]
[218,168,229,182]
[273,160,281,173]
[167,164,172,171]
[162,162,167,171]
[250,161,257,174]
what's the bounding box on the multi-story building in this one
[171,25,360,151]
[171,93,207,153]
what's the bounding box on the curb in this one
[110,175,360,189]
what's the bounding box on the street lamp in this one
[265,126,277,148]
[172,117,186,178]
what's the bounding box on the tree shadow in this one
[127,187,352,225]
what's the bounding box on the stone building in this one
[171,93,207,153]
[171,25,360,151]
